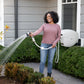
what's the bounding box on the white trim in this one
[71,0,73,2]
[62,0,77,4]
[0,0,4,46]
[77,0,81,38]
[62,2,77,4]
[81,38,84,47]
[57,0,62,29]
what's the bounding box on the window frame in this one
[57,0,81,38]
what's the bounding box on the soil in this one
[0,76,21,84]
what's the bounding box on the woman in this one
[29,11,61,77]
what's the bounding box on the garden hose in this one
[26,32,52,50]
[26,32,59,63]
[55,42,59,63]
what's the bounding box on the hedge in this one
[58,46,84,79]
[9,35,42,63]
[0,45,4,51]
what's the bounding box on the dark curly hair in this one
[44,11,59,23]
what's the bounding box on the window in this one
[62,0,77,31]
[62,0,66,3]
[62,4,77,30]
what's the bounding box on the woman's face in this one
[47,13,53,23]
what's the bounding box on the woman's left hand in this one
[52,45,56,48]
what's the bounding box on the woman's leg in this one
[39,43,48,74]
[47,47,56,74]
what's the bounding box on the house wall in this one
[80,0,84,38]
[4,0,15,46]
[4,0,57,46]
[18,0,47,37]
[4,0,84,46]
[47,0,57,11]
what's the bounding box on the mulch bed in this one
[0,76,21,84]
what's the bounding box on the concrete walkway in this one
[23,63,84,84]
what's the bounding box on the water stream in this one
[0,34,27,65]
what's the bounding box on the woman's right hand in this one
[29,32,33,37]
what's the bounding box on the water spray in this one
[0,34,26,65]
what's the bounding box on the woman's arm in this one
[52,26,61,47]
[32,24,44,36]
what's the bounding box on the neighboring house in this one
[0,0,84,46]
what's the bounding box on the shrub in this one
[5,63,45,84]
[39,76,56,84]
[5,62,17,78]
[0,65,3,75]
[9,35,42,63]
[58,46,84,79]
[28,72,44,84]
[5,62,34,83]
[16,67,29,83]
[0,45,4,50]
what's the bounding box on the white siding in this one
[18,0,58,37]
[18,0,48,37]
[4,0,58,46]
[47,0,57,11]
[80,0,84,38]
[4,0,15,46]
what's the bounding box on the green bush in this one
[39,76,56,84]
[0,45,4,51]
[58,46,84,79]
[5,63,44,84]
[5,62,34,83]
[28,72,44,84]
[9,35,42,63]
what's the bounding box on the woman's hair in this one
[44,11,59,23]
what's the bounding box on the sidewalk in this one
[24,63,84,84]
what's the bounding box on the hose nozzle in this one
[26,32,31,37]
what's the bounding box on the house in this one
[0,0,84,46]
